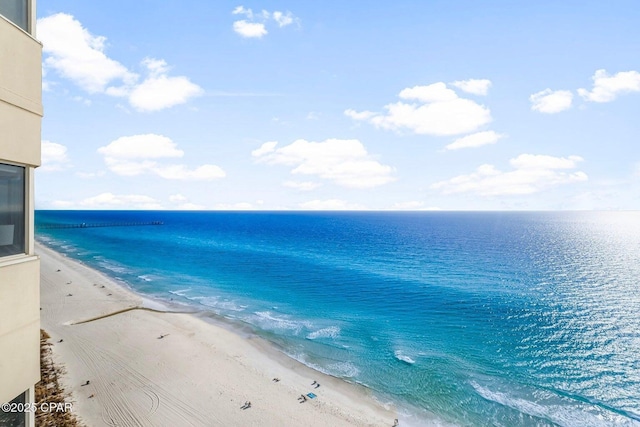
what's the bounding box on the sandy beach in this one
[37,242,397,426]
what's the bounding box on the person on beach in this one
[393,418,399,426]
[311,380,317,385]
[315,383,320,389]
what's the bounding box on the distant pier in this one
[37,221,164,230]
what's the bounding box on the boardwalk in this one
[37,221,164,230]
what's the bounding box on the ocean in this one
[35,211,640,426]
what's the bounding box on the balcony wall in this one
[0,14,42,167]
[0,257,40,403]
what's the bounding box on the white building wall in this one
[0,3,42,426]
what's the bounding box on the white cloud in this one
[233,20,268,38]
[510,154,584,170]
[388,201,442,210]
[344,109,376,121]
[578,69,640,103]
[72,96,92,106]
[298,199,365,210]
[38,14,202,111]
[346,82,492,136]
[168,194,205,210]
[444,131,505,151]
[400,82,458,102]
[118,58,203,112]
[214,202,254,210]
[37,13,136,93]
[128,75,203,112]
[253,138,395,189]
[50,200,74,208]
[98,134,225,180]
[273,11,294,27]
[76,171,105,179]
[389,201,425,210]
[53,193,163,209]
[154,164,226,181]
[169,194,188,203]
[40,140,70,171]
[176,203,206,210]
[283,181,322,191]
[101,159,157,176]
[451,79,492,96]
[530,89,573,113]
[431,154,588,196]
[251,141,278,157]
[231,6,297,38]
[42,67,52,92]
[98,134,184,160]
[232,6,253,18]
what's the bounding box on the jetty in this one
[37,221,164,230]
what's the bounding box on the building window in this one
[0,163,25,257]
[0,391,26,427]
[0,0,29,33]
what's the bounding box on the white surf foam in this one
[97,261,130,274]
[169,288,192,297]
[327,361,360,378]
[394,350,416,365]
[306,326,340,340]
[251,311,313,335]
[198,296,246,312]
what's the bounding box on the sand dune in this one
[38,242,396,426]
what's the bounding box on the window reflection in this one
[0,163,25,257]
[0,0,29,33]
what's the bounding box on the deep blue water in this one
[35,211,640,426]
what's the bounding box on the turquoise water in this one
[35,211,640,426]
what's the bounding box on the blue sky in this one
[36,1,640,210]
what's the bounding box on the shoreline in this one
[37,241,398,426]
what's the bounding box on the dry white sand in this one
[37,242,397,426]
